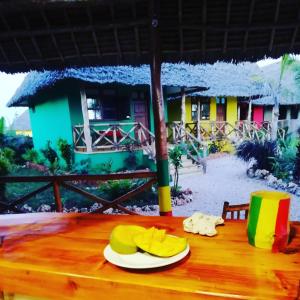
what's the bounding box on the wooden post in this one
[248,99,252,122]
[53,180,63,212]
[150,0,172,216]
[180,87,186,141]
[80,89,93,152]
[197,98,201,139]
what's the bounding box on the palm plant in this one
[255,54,298,140]
[169,145,183,192]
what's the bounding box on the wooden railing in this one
[73,122,156,159]
[168,120,287,144]
[168,122,207,171]
[0,172,157,215]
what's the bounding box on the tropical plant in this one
[0,134,33,164]
[22,149,41,164]
[254,54,298,140]
[57,138,72,171]
[0,117,4,135]
[41,141,59,174]
[294,142,300,182]
[236,140,277,171]
[0,151,12,202]
[169,145,183,191]
[72,158,90,174]
[0,147,15,164]
[94,159,113,174]
[98,179,133,200]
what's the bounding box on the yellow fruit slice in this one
[110,225,146,254]
[134,228,187,257]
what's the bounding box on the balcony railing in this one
[168,120,287,144]
[73,122,156,160]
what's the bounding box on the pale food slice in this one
[134,227,187,257]
[110,225,146,254]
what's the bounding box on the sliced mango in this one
[110,225,146,254]
[134,227,187,257]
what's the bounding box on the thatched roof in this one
[10,110,31,131]
[1,1,300,73]
[7,62,267,107]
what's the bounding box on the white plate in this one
[103,243,190,269]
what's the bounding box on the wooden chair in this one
[222,201,249,220]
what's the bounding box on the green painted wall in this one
[74,150,155,172]
[167,100,181,122]
[29,95,72,151]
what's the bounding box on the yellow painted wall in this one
[210,97,217,121]
[167,96,237,124]
[226,96,238,125]
[16,130,32,137]
[185,97,192,123]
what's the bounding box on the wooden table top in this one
[0,213,299,300]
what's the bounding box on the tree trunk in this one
[180,87,186,141]
[271,95,279,140]
[197,99,201,139]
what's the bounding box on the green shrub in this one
[0,154,11,202]
[98,179,133,200]
[294,142,300,182]
[72,159,90,174]
[57,138,72,171]
[169,145,183,191]
[0,117,4,135]
[0,134,33,164]
[22,149,42,164]
[0,147,15,164]
[41,141,59,174]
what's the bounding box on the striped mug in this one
[247,190,290,252]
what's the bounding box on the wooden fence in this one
[0,172,157,215]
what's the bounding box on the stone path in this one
[173,154,300,221]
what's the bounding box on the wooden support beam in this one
[64,10,81,57]
[132,1,141,57]
[178,0,183,55]
[0,14,29,65]
[110,3,122,60]
[22,15,43,59]
[53,180,63,212]
[80,89,93,153]
[180,87,186,142]
[41,10,65,63]
[86,6,101,57]
[202,0,207,56]
[150,0,172,216]
[0,44,9,64]
[243,0,255,52]
[268,0,281,52]
[197,98,201,139]
[290,4,300,50]
[223,0,232,53]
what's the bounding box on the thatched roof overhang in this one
[1,0,300,73]
[7,62,267,107]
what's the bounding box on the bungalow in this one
[7,62,269,170]
[7,64,212,171]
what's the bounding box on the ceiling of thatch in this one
[1,0,300,73]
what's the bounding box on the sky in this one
[0,72,27,126]
[0,55,298,126]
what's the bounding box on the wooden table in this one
[0,213,299,300]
